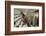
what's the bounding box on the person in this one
[20,12,31,27]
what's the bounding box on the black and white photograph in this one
[14,8,39,27]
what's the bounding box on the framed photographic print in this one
[5,1,45,35]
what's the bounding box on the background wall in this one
[0,0,46,36]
